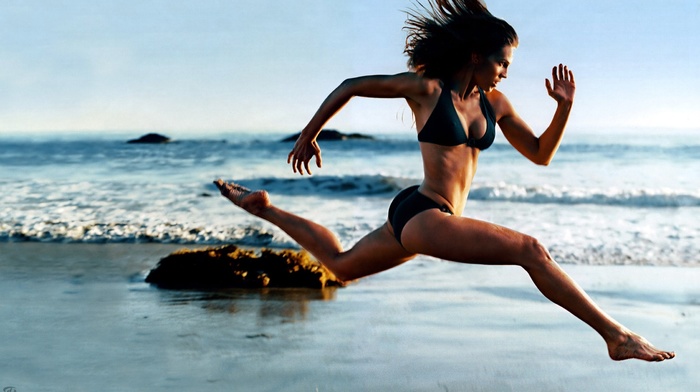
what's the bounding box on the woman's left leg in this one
[215,180,416,281]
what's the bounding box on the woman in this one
[214,0,674,362]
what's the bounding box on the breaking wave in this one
[0,220,296,248]
[235,175,700,208]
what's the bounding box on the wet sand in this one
[1,242,697,391]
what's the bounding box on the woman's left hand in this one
[545,64,575,104]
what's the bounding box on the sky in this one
[1,0,699,135]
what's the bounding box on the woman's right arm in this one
[287,72,428,175]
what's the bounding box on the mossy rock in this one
[145,245,344,289]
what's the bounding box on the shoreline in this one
[1,242,697,391]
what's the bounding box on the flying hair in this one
[404,0,518,79]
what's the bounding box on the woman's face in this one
[473,44,515,92]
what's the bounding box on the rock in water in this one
[280,129,373,142]
[127,133,171,144]
[145,245,345,289]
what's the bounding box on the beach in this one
[1,242,696,392]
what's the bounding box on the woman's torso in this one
[408,78,497,215]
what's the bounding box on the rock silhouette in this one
[280,129,373,142]
[127,133,171,144]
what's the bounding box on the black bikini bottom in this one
[387,185,453,246]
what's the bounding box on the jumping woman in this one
[214,0,674,362]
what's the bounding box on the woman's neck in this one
[448,66,478,99]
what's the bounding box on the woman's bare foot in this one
[214,179,271,216]
[607,330,675,362]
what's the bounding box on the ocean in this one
[1,130,699,391]
[1,130,698,267]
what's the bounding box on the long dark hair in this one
[404,0,518,79]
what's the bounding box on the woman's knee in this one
[519,235,554,269]
[329,262,358,282]
[319,252,354,282]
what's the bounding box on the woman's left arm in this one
[494,64,575,166]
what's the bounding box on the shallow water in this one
[1,243,697,391]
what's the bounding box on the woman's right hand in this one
[287,133,322,175]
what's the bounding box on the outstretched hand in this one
[545,64,575,104]
[287,135,322,175]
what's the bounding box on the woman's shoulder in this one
[393,72,440,92]
[484,88,506,101]
[341,72,436,101]
[484,88,515,118]
[383,72,442,104]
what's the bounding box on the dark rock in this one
[280,129,373,142]
[127,133,171,144]
[246,333,272,339]
[145,245,345,289]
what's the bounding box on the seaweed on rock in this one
[145,245,344,289]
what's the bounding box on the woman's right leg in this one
[400,209,675,362]
[215,180,416,281]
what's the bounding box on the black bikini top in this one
[417,84,496,150]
